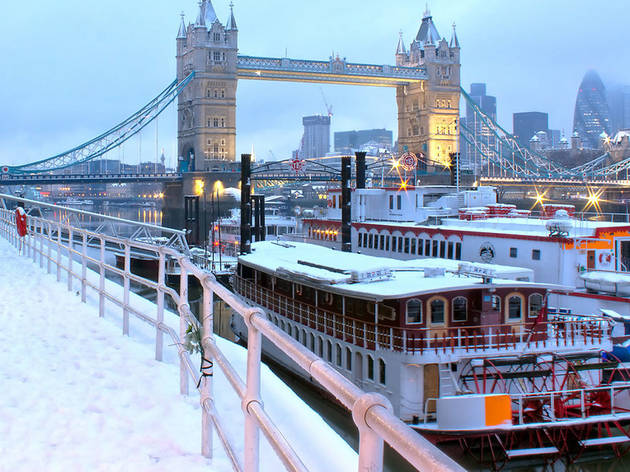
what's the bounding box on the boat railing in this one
[233,276,612,355]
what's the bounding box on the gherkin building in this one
[573,70,611,149]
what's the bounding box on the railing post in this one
[46,222,52,274]
[99,238,105,318]
[156,250,165,361]
[353,393,393,472]
[81,232,87,303]
[123,243,130,335]
[179,262,189,395]
[67,226,73,291]
[56,223,62,282]
[200,278,215,459]
[243,307,263,472]
[39,219,44,268]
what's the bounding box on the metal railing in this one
[0,199,465,472]
[233,276,611,355]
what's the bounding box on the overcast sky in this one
[0,0,628,168]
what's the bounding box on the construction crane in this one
[320,87,333,118]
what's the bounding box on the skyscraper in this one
[464,83,496,168]
[299,115,331,158]
[334,129,393,154]
[608,85,630,135]
[573,70,611,149]
[513,112,548,150]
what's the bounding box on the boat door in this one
[587,250,596,270]
[617,240,630,272]
[424,364,439,414]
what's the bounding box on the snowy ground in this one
[0,237,357,471]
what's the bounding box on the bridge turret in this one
[177,1,238,169]
[395,31,408,66]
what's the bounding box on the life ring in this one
[598,252,612,266]
[327,199,333,208]
[323,292,334,306]
[295,284,303,296]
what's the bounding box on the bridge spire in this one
[449,22,460,48]
[227,1,237,30]
[196,0,218,27]
[177,12,187,39]
[396,30,407,55]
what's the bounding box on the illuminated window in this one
[508,296,522,319]
[491,295,501,311]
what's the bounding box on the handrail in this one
[0,201,465,472]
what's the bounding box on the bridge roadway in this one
[480,176,630,189]
[0,172,183,186]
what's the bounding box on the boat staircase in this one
[439,363,459,396]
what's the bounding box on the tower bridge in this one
[1,0,629,189]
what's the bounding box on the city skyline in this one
[0,0,628,167]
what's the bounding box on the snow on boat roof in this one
[239,241,554,301]
[581,271,630,284]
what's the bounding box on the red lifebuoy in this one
[327,199,333,208]
[15,207,27,237]
[598,252,612,266]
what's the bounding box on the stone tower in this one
[176,1,238,171]
[395,9,460,167]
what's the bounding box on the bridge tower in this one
[176,0,238,171]
[395,9,460,167]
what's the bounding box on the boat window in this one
[317,337,323,357]
[391,236,397,252]
[336,344,342,366]
[346,347,352,371]
[358,233,363,247]
[432,240,439,257]
[404,237,410,254]
[275,277,291,295]
[367,355,374,380]
[397,195,402,210]
[379,235,385,251]
[491,295,501,311]
[509,247,518,258]
[430,299,445,324]
[385,235,390,251]
[447,242,454,259]
[532,249,541,261]
[529,293,544,318]
[309,333,315,351]
[440,241,446,258]
[389,195,394,210]
[332,195,336,208]
[508,296,522,319]
[398,237,403,253]
[425,239,431,256]
[418,238,424,255]
[368,233,373,249]
[326,340,332,361]
[379,359,386,385]
[377,301,397,321]
[455,242,462,260]
[406,299,422,324]
[411,238,416,254]
[452,297,468,322]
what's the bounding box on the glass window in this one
[398,237,403,253]
[406,299,422,324]
[385,236,390,251]
[213,51,221,61]
[404,237,410,253]
[447,242,454,259]
[317,337,323,357]
[326,340,332,361]
[430,299,445,324]
[432,240,439,257]
[358,233,363,247]
[379,235,385,250]
[411,238,416,254]
[336,344,342,366]
[391,236,397,252]
[452,297,467,322]
[509,247,518,258]
[379,359,386,385]
[368,234,373,249]
[529,293,544,318]
[532,249,541,260]
[425,240,431,256]
[491,295,501,311]
[389,195,394,210]
[508,296,522,319]
[367,356,374,380]
[397,195,402,210]
[440,241,446,258]
[455,242,462,260]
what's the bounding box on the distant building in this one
[608,85,630,135]
[513,112,548,150]
[299,115,331,159]
[573,70,610,149]
[463,83,496,169]
[334,129,393,154]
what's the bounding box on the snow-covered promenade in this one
[0,238,357,471]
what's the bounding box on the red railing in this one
[233,276,611,354]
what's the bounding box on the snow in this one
[0,238,357,471]
[242,241,555,300]
[581,271,630,284]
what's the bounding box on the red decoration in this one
[400,152,418,172]
[289,156,306,174]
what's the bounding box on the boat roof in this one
[239,241,557,301]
